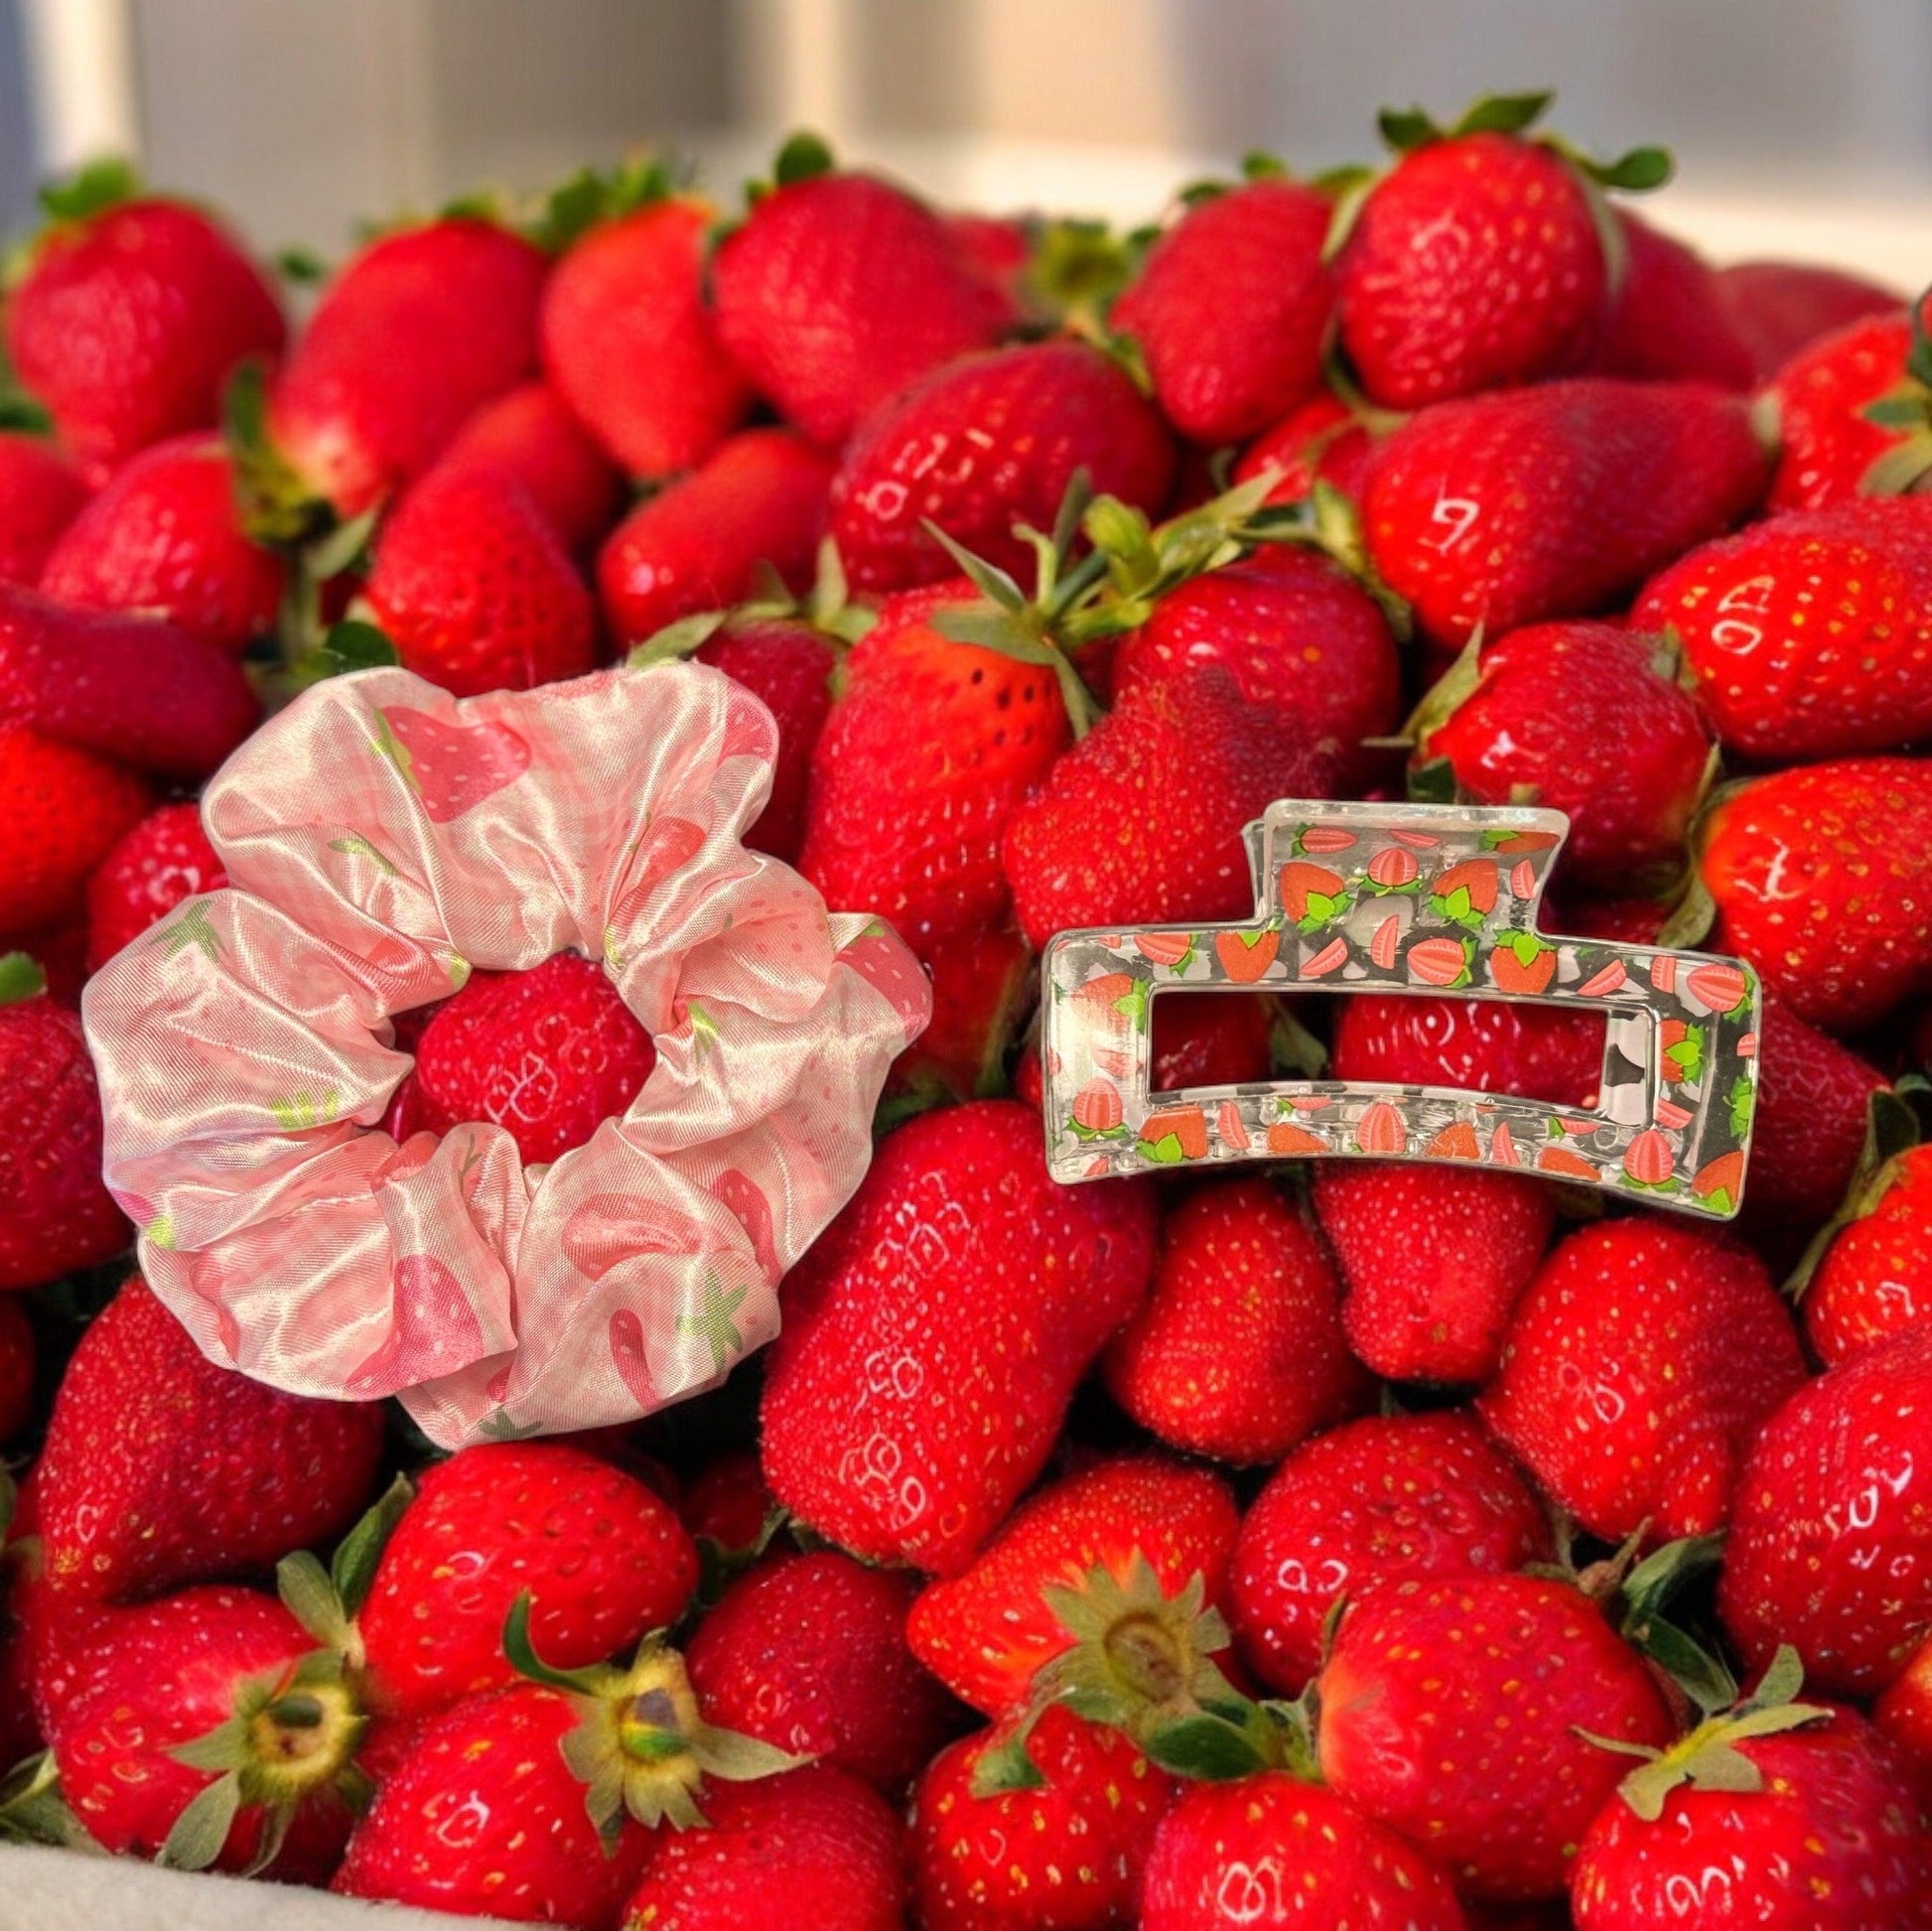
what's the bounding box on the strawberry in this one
[351,1442,697,1723]
[32,1275,385,1603]
[709,147,1012,449]
[0,583,259,783]
[538,190,751,479]
[678,1449,779,1577]
[364,467,596,697]
[906,1455,1239,1718]
[1229,1409,1549,1695]
[1234,391,1378,505]
[0,955,130,1288]
[368,701,532,823]
[1414,623,1713,894]
[1102,1179,1367,1464]
[1004,668,1335,951]
[48,1585,362,1880]
[1720,1323,1932,1696]
[619,1764,908,1931]
[801,579,1071,961]
[1362,377,1769,647]
[910,1704,1174,1931]
[0,726,150,929]
[1149,988,1277,1089]
[83,800,228,972]
[759,1100,1157,1574]
[39,432,285,652]
[1336,94,1636,408]
[685,1548,957,1791]
[1633,498,1932,760]
[1761,307,1916,510]
[1329,992,1604,1108]
[1316,1572,1677,1902]
[262,215,547,520]
[1718,258,1905,381]
[0,1296,32,1440]
[4,171,284,483]
[1696,757,1932,1034]
[1141,1771,1466,1929]
[1805,1143,1932,1364]
[1110,174,1336,446]
[1876,1635,1932,1808]
[828,339,1174,594]
[0,432,89,585]
[881,922,1031,1113]
[430,380,624,556]
[1312,1163,1554,1385]
[1482,1219,1807,1545]
[1110,546,1402,787]
[409,951,656,1164]
[1592,208,1755,388]
[597,429,833,645]
[1573,1686,1932,1931]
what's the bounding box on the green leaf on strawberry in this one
[1727,1073,1755,1140]
[1140,1132,1187,1165]
[1295,891,1350,934]
[151,900,222,961]
[677,1271,750,1378]
[1665,1028,1706,1083]
[1432,884,1480,928]
[328,833,398,877]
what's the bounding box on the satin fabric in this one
[81,662,927,1448]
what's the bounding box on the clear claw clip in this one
[1038,799,1760,1217]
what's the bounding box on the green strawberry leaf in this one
[1451,90,1553,138]
[319,619,398,675]
[39,157,141,224]
[773,130,835,187]
[0,952,46,1006]
[1141,1133,1187,1165]
[1142,1712,1272,1783]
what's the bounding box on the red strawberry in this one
[539,193,751,478]
[0,956,131,1288]
[907,1455,1239,1717]
[760,1100,1157,1575]
[1696,756,1932,1034]
[1592,208,1755,389]
[1719,258,1905,381]
[1330,992,1604,1108]
[353,1441,696,1723]
[597,429,833,645]
[802,580,1071,960]
[264,215,547,519]
[910,1704,1174,1931]
[1483,1220,1806,1545]
[0,432,89,585]
[49,1585,362,1880]
[1336,97,1618,408]
[685,1548,957,1791]
[1149,988,1276,1089]
[620,1764,908,1931]
[1110,174,1336,446]
[1762,308,1916,510]
[40,432,285,652]
[0,726,150,930]
[1313,1163,1554,1385]
[411,951,657,1165]
[1142,1771,1466,1929]
[1416,623,1712,893]
[1234,391,1379,504]
[5,176,284,483]
[1317,1572,1676,1902]
[1634,498,1932,760]
[364,467,595,697]
[1111,546,1401,786]
[0,1295,33,1439]
[1229,1410,1549,1695]
[829,339,1174,594]
[0,584,259,782]
[1876,1635,1932,1808]
[83,800,228,972]
[1573,1695,1932,1931]
[1004,668,1335,951]
[1805,1143,1932,1364]
[371,702,531,822]
[1102,1179,1367,1464]
[1722,1323,1932,1696]
[1363,378,1769,647]
[431,380,624,555]
[881,923,1031,1112]
[709,153,1011,449]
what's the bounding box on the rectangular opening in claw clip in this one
[1040,800,1760,1218]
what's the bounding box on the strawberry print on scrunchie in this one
[80,662,928,1448]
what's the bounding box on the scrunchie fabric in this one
[80,663,928,1448]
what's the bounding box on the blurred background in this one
[3,0,1931,281]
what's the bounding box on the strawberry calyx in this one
[535,151,681,254]
[503,1593,804,1840]
[629,537,876,671]
[1582,1645,1831,1823]
[1858,283,1932,495]
[1027,217,1140,335]
[0,952,47,1007]
[276,1473,415,1670]
[1782,1081,1924,1303]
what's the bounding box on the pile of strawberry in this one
[2,89,1932,1928]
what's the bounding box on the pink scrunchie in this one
[80,663,928,1448]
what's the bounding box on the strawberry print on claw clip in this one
[1039,798,1760,1216]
